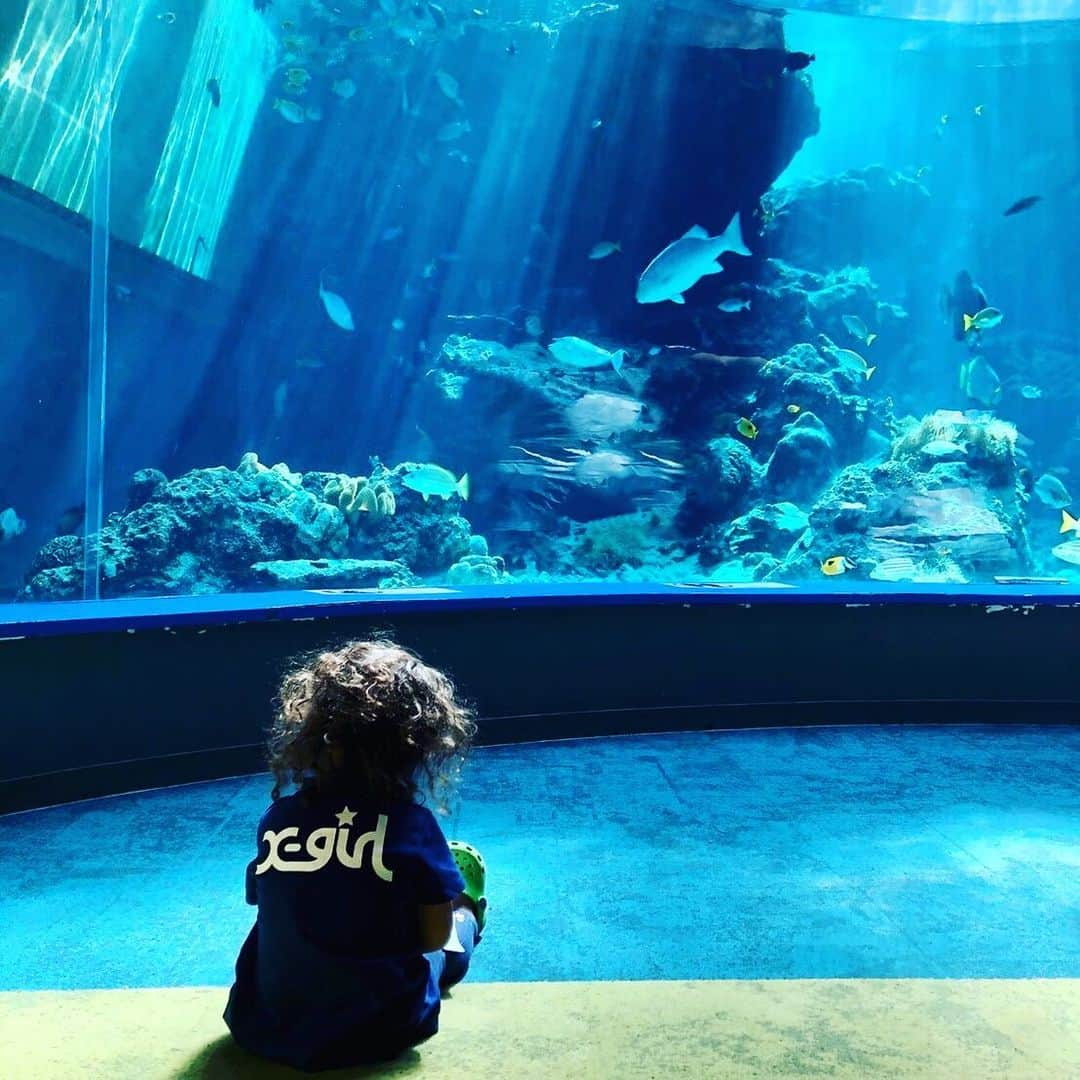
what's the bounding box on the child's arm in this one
[418,901,453,952]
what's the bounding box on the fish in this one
[942,271,987,341]
[548,336,626,375]
[524,314,542,337]
[736,417,758,440]
[436,119,470,142]
[1021,384,1043,400]
[786,404,801,414]
[591,119,602,129]
[589,241,621,260]
[402,463,469,501]
[391,318,405,331]
[158,11,177,22]
[0,506,25,542]
[422,261,437,279]
[381,226,404,242]
[435,69,463,106]
[427,2,447,28]
[647,346,661,356]
[285,67,311,86]
[717,297,751,313]
[319,275,355,331]
[842,314,877,346]
[506,42,517,55]
[829,347,869,377]
[206,78,221,107]
[567,392,644,441]
[783,51,815,72]
[940,113,949,125]
[1004,195,1042,217]
[639,449,684,470]
[1061,509,1080,535]
[1035,473,1072,509]
[821,555,855,576]
[963,307,1004,333]
[863,365,877,381]
[273,98,306,123]
[636,216,751,305]
[974,104,984,116]
[1051,540,1080,565]
[332,78,357,99]
[959,355,1002,406]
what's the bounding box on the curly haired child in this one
[224,639,488,1071]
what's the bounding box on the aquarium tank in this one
[0,0,1078,611]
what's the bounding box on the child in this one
[224,640,488,1071]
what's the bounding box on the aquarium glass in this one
[0,0,105,605]
[3,0,1080,611]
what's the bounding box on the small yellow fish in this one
[821,555,856,576]
[1060,509,1080,535]
[864,366,877,381]
[940,113,950,125]
[915,166,930,179]
[736,417,758,440]
[786,404,801,414]
[974,104,984,116]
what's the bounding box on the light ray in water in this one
[140,0,277,277]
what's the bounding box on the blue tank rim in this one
[0,581,1078,640]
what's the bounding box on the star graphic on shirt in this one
[336,806,356,827]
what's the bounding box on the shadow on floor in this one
[171,1036,425,1079]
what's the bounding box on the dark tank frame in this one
[0,583,1076,814]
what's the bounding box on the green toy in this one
[448,840,487,934]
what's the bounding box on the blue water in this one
[2,725,1077,989]
[1,0,1079,609]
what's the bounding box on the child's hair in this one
[266,639,476,815]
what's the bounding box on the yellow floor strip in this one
[1,980,1078,1079]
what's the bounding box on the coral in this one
[24,456,349,599]
[891,410,1018,487]
[765,412,836,502]
[323,474,397,525]
[446,554,507,585]
[467,534,489,556]
[250,558,416,589]
[677,436,761,535]
[573,512,661,574]
[127,468,167,510]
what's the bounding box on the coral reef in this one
[24,453,483,599]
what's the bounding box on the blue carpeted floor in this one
[1,724,1078,990]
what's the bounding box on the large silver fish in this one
[636,215,751,305]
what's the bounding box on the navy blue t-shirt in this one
[224,781,465,1071]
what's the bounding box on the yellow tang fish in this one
[864,366,877,381]
[736,417,758,440]
[1060,509,1080,535]
[786,404,801,414]
[821,555,856,576]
